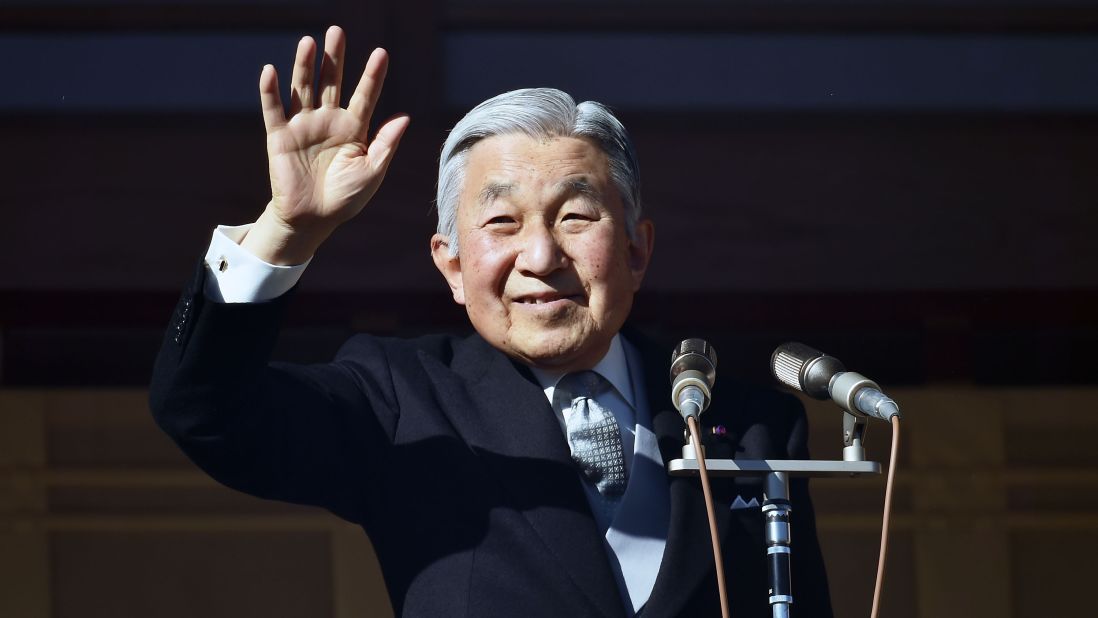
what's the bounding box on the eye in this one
[559,210,598,229]
[482,215,519,231]
[561,212,592,221]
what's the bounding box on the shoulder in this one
[335,331,462,361]
[332,330,497,376]
[721,379,805,420]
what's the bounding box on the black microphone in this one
[771,342,901,421]
[670,339,717,419]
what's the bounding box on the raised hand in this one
[242,26,410,265]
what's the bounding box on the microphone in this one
[670,339,717,419]
[771,342,900,421]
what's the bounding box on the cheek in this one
[570,233,627,284]
[461,236,515,299]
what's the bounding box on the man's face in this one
[431,133,654,373]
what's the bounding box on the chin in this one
[518,344,582,368]
[514,332,609,372]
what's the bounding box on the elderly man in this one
[151,27,832,617]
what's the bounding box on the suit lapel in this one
[425,335,626,618]
[639,337,734,616]
[626,329,761,617]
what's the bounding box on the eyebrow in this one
[562,178,602,203]
[476,178,602,206]
[478,182,514,205]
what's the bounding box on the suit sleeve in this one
[782,393,835,618]
[149,263,399,522]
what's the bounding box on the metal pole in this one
[764,471,793,618]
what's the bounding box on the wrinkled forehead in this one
[459,133,614,203]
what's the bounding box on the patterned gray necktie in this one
[557,371,628,502]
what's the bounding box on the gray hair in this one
[436,88,642,256]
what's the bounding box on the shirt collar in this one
[529,334,635,409]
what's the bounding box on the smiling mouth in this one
[514,293,581,305]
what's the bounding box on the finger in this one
[368,114,411,173]
[289,35,317,114]
[318,25,346,108]
[259,64,287,133]
[348,48,389,130]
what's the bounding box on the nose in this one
[516,223,567,276]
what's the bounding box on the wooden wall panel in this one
[1011,531,1098,618]
[0,392,51,618]
[51,531,334,618]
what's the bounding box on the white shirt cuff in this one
[203,224,310,303]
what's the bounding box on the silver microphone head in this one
[771,342,845,400]
[670,339,717,386]
[670,339,717,417]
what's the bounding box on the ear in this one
[431,233,466,305]
[627,218,655,291]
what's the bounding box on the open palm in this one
[247,26,409,263]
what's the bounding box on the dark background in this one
[1,1,1096,617]
[2,0,1096,389]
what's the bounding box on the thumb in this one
[368,114,411,173]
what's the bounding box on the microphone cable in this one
[687,414,730,618]
[871,415,901,618]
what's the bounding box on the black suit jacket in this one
[150,267,833,617]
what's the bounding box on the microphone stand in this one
[670,411,880,618]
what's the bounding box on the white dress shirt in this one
[203,225,308,303]
[529,337,671,615]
